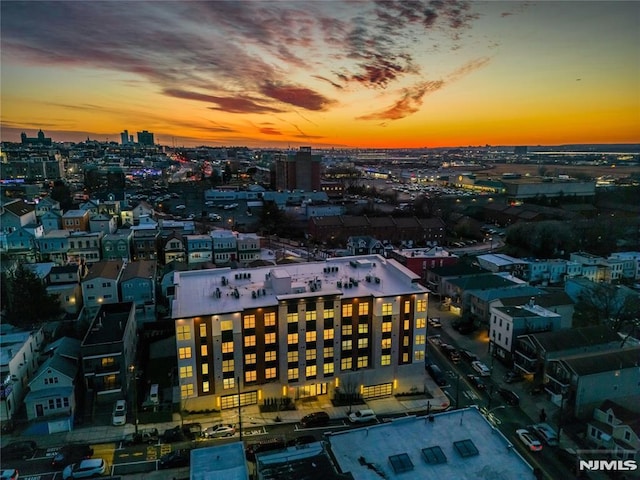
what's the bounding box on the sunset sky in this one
[1,1,638,149]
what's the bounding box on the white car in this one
[428,317,442,328]
[516,429,543,452]
[62,458,106,479]
[202,424,236,438]
[471,361,491,377]
[112,400,127,426]
[348,409,377,424]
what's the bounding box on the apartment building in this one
[171,255,429,412]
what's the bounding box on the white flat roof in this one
[172,255,426,318]
[190,443,248,480]
[327,409,532,480]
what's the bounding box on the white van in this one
[149,384,160,405]
[348,409,377,424]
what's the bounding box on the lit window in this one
[222,359,234,372]
[415,351,425,361]
[287,351,299,363]
[381,355,391,366]
[342,304,353,317]
[243,315,256,329]
[305,310,317,321]
[265,350,277,362]
[359,303,369,315]
[178,347,192,359]
[245,353,256,364]
[324,346,334,357]
[180,366,193,378]
[180,383,194,398]
[324,362,334,375]
[244,335,256,347]
[342,339,352,350]
[402,352,409,362]
[358,324,368,334]
[199,324,207,337]
[176,325,191,341]
[223,377,235,390]
[287,333,298,344]
[222,341,234,353]
[381,338,392,349]
[287,312,298,323]
[220,320,233,331]
[358,338,368,349]
[288,368,298,381]
[202,381,210,393]
[403,337,410,346]
[342,324,353,336]
[265,367,277,379]
[306,365,317,378]
[417,299,427,312]
[404,300,411,313]
[264,312,276,326]
[306,331,317,342]
[341,357,352,370]
[265,332,276,344]
[306,349,316,361]
[202,363,209,375]
[324,329,334,340]
[200,345,208,356]
[415,317,426,329]
[382,321,392,333]
[357,356,368,368]
[324,308,334,319]
[382,303,392,315]
[415,334,426,345]
[245,370,257,382]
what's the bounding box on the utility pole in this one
[237,376,242,442]
[129,364,138,435]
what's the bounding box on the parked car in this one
[52,444,94,468]
[426,363,447,386]
[245,439,286,461]
[112,400,127,426]
[504,370,524,383]
[0,470,19,480]
[182,423,202,440]
[1,441,37,460]
[62,458,107,479]
[498,388,520,406]
[348,409,377,424]
[159,448,190,469]
[471,361,491,377]
[530,423,559,446]
[466,374,486,391]
[123,428,159,445]
[162,426,185,443]
[202,424,235,438]
[300,411,330,428]
[516,428,543,452]
[460,349,478,363]
[428,317,442,328]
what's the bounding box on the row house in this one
[34,197,61,220]
[171,255,429,412]
[41,210,62,232]
[186,235,213,266]
[388,246,458,284]
[1,227,40,263]
[0,199,37,234]
[62,209,91,232]
[476,254,529,276]
[81,259,125,318]
[236,233,261,266]
[81,302,137,405]
[467,285,544,325]
[445,272,526,316]
[0,326,46,422]
[545,346,640,419]
[587,400,639,462]
[38,230,70,265]
[513,325,621,380]
[492,291,575,333]
[131,223,159,261]
[489,299,563,365]
[159,231,186,264]
[102,230,133,261]
[570,252,625,283]
[47,265,83,316]
[67,231,103,265]
[120,260,157,323]
[212,230,237,266]
[346,236,385,257]
[609,252,640,280]
[89,213,118,235]
[524,259,582,285]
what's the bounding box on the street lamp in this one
[128,364,138,435]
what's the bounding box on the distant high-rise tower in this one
[274,146,321,191]
[137,130,155,146]
[121,130,129,145]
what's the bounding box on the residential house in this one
[489,299,563,364]
[609,252,640,280]
[40,210,62,233]
[545,346,640,418]
[62,209,91,232]
[81,259,125,317]
[212,230,237,266]
[236,233,261,266]
[3,227,38,263]
[388,246,458,284]
[89,213,117,234]
[158,231,186,265]
[0,199,37,233]
[346,236,385,256]
[120,260,156,322]
[476,253,529,276]
[424,263,489,300]
[37,230,70,265]
[0,326,46,422]
[102,230,132,261]
[186,234,213,266]
[158,261,189,305]
[78,200,100,216]
[587,400,639,461]
[67,231,103,265]
[467,285,545,326]
[34,196,61,220]
[47,265,83,315]
[131,223,158,261]
[445,272,527,316]
[492,291,574,331]
[81,302,137,405]
[513,325,622,380]
[131,201,154,225]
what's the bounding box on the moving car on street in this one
[471,360,491,377]
[516,428,543,452]
[202,424,236,438]
[466,374,486,391]
[498,388,520,406]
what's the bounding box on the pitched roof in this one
[530,325,621,352]
[2,199,35,217]
[121,260,156,282]
[33,354,77,382]
[564,346,639,376]
[499,291,574,308]
[83,260,124,281]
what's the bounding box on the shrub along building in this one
[170,255,429,412]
